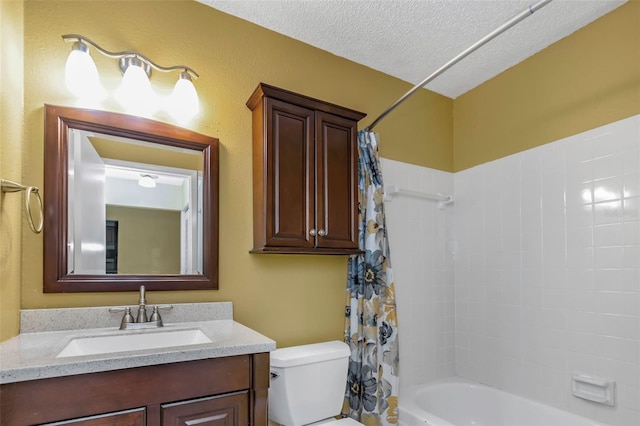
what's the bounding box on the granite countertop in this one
[0,302,276,384]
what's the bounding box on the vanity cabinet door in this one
[161,392,248,426]
[40,408,145,426]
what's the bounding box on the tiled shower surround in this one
[382,114,640,426]
[382,158,456,386]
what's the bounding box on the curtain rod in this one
[367,0,554,132]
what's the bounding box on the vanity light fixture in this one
[138,174,158,188]
[64,39,107,101]
[62,34,200,123]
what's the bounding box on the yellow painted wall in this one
[0,0,24,341]
[8,0,636,346]
[106,206,181,275]
[13,0,452,346]
[454,1,640,171]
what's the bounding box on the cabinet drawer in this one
[41,408,145,426]
[162,391,248,425]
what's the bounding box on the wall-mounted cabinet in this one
[247,83,366,255]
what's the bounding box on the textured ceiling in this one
[199,0,626,99]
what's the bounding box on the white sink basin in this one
[56,329,212,358]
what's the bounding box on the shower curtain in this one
[343,130,399,426]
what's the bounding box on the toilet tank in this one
[269,341,350,426]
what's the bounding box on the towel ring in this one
[1,179,44,234]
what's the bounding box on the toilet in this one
[269,340,361,426]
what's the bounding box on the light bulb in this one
[168,71,199,125]
[115,58,157,117]
[64,42,106,101]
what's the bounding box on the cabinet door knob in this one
[317,229,326,237]
[309,229,317,236]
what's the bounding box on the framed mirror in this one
[43,105,219,292]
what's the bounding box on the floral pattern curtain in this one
[342,130,399,426]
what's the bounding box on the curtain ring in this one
[25,186,43,234]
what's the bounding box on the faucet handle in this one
[109,307,135,329]
[149,305,173,325]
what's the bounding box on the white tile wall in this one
[381,158,456,388]
[454,115,640,426]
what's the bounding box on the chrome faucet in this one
[109,285,173,330]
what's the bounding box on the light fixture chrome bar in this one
[62,34,199,78]
[367,0,554,131]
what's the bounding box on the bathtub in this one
[399,377,607,426]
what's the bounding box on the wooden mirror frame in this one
[43,105,219,292]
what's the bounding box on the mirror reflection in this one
[44,105,219,292]
[67,129,204,275]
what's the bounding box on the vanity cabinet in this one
[246,83,366,254]
[0,353,268,426]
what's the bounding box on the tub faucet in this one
[109,285,173,330]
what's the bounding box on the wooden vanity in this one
[0,304,275,426]
[1,353,269,425]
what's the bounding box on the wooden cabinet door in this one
[41,408,145,426]
[248,83,365,254]
[315,111,359,250]
[264,98,315,249]
[161,392,248,426]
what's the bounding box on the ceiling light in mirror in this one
[138,174,157,188]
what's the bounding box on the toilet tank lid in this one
[270,340,350,368]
